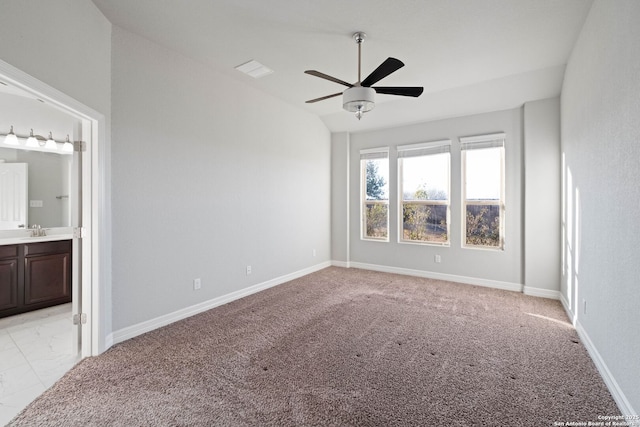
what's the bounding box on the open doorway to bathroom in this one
[0,59,103,423]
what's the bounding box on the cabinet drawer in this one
[24,240,72,257]
[0,245,18,259]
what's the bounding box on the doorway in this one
[0,58,106,358]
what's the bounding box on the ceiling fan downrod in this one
[354,32,366,85]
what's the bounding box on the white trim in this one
[359,146,389,155]
[0,58,109,357]
[459,132,506,144]
[111,261,331,345]
[523,286,560,300]
[397,139,451,152]
[347,261,523,293]
[331,260,351,268]
[575,321,637,417]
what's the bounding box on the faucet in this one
[30,224,46,237]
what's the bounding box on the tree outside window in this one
[461,135,505,249]
[398,142,450,245]
[361,151,389,240]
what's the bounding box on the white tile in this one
[0,332,16,351]
[0,304,72,332]
[0,364,43,398]
[0,346,29,372]
[34,356,78,388]
[0,304,75,417]
[0,382,47,426]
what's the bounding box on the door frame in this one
[0,59,109,357]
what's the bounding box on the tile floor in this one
[0,304,79,425]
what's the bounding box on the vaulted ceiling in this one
[91,0,593,133]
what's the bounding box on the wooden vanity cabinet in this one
[0,240,71,318]
[0,245,19,312]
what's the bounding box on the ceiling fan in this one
[305,32,424,120]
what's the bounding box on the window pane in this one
[365,159,388,200]
[465,148,500,200]
[465,204,500,247]
[402,153,449,201]
[402,203,448,242]
[365,203,388,238]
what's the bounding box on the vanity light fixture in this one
[0,126,74,154]
[62,135,73,153]
[44,132,57,149]
[3,125,19,146]
[25,129,39,147]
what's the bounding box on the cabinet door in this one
[0,258,18,311]
[24,253,71,306]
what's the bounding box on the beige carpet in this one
[9,267,619,426]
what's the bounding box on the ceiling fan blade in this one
[373,86,424,97]
[361,57,404,87]
[304,70,353,88]
[305,92,343,103]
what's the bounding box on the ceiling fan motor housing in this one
[343,86,376,113]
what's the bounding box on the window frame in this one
[360,147,390,242]
[397,140,451,246]
[460,133,506,250]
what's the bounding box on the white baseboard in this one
[331,260,351,268]
[560,293,576,325]
[523,286,561,300]
[111,261,331,346]
[346,261,523,293]
[575,321,637,417]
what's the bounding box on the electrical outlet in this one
[312,249,316,257]
[435,254,441,263]
[193,278,201,290]
[246,265,252,275]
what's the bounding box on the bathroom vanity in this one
[0,237,72,318]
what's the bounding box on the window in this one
[361,148,389,240]
[398,140,451,244]
[461,133,505,249]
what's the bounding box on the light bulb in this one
[62,135,73,153]
[4,125,19,146]
[25,129,39,147]
[45,132,57,149]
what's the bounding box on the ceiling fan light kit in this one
[305,31,423,121]
[343,86,375,119]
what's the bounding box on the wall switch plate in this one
[583,299,587,314]
[435,255,441,263]
[30,200,43,208]
[246,265,252,275]
[313,249,316,257]
[193,278,201,290]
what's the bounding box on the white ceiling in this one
[91,0,593,133]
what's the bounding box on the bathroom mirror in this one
[0,148,72,229]
[0,87,78,230]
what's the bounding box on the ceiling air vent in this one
[235,60,273,79]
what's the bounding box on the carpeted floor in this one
[9,267,619,426]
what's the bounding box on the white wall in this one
[110,27,331,330]
[331,132,350,264]
[561,0,640,415]
[0,0,113,347]
[523,98,561,297]
[0,0,111,116]
[340,108,523,288]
